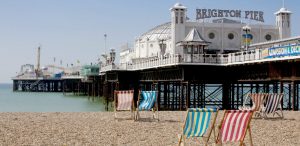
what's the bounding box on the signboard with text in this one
[263,44,300,59]
[196,9,264,22]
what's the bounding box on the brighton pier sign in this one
[196,9,264,22]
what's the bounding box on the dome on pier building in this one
[134,22,172,58]
[138,22,171,42]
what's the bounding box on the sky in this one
[0,0,299,83]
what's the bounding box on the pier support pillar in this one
[222,82,230,110]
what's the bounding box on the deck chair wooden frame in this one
[260,93,284,119]
[178,108,219,146]
[114,90,135,120]
[216,110,254,146]
[135,90,159,121]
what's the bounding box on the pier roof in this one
[177,28,210,46]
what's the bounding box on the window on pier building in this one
[228,33,234,40]
[194,48,199,54]
[265,34,272,41]
[180,12,184,24]
[208,32,215,39]
[175,12,179,24]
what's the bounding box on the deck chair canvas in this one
[135,90,159,121]
[239,93,266,117]
[216,110,253,146]
[178,108,219,146]
[260,93,284,118]
[114,90,135,120]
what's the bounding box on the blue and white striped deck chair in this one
[135,90,159,121]
[178,108,219,146]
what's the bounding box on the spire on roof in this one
[275,0,292,15]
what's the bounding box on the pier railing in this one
[100,48,300,72]
[127,54,181,70]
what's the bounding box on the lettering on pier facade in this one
[263,44,300,58]
[196,9,264,22]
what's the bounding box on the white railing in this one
[100,64,117,72]
[126,54,181,70]
[227,49,261,64]
[100,48,300,72]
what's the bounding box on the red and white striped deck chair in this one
[114,90,135,120]
[250,93,266,112]
[216,110,254,146]
[248,93,267,117]
[261,93,284,119]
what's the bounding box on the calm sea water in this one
[0,84,111,112]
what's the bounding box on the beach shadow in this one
[115,117,135,122]
[252,117,295,121]
[135,117,159,122]
[267,117,296,121]
[161,119,180,123]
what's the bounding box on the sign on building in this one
[196,9,264,22]
[263,44,300,58]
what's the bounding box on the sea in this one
[0,83,111,112]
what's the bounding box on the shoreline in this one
[0,111,299,145]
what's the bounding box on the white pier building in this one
[101,3,298,73]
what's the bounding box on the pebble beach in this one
[0,111,299,146]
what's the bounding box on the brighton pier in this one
[12,3,300,111]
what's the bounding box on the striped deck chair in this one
[260,93,284,118]
[250,93,267,117]
[239,93,266,117]
[114,90,135,120]
[135,90,159,121]
[216,110,253,146]
[178,108,219,146]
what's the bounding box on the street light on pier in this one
[104,34,107,53]
[158,38,166,57]
[242,25,251,51]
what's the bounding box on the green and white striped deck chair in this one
[178,108,219,146]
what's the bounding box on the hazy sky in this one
[0,0,299,83]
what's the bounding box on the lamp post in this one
[242,25,251,51]
[158,39,166,57]
[104,34,107,53]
